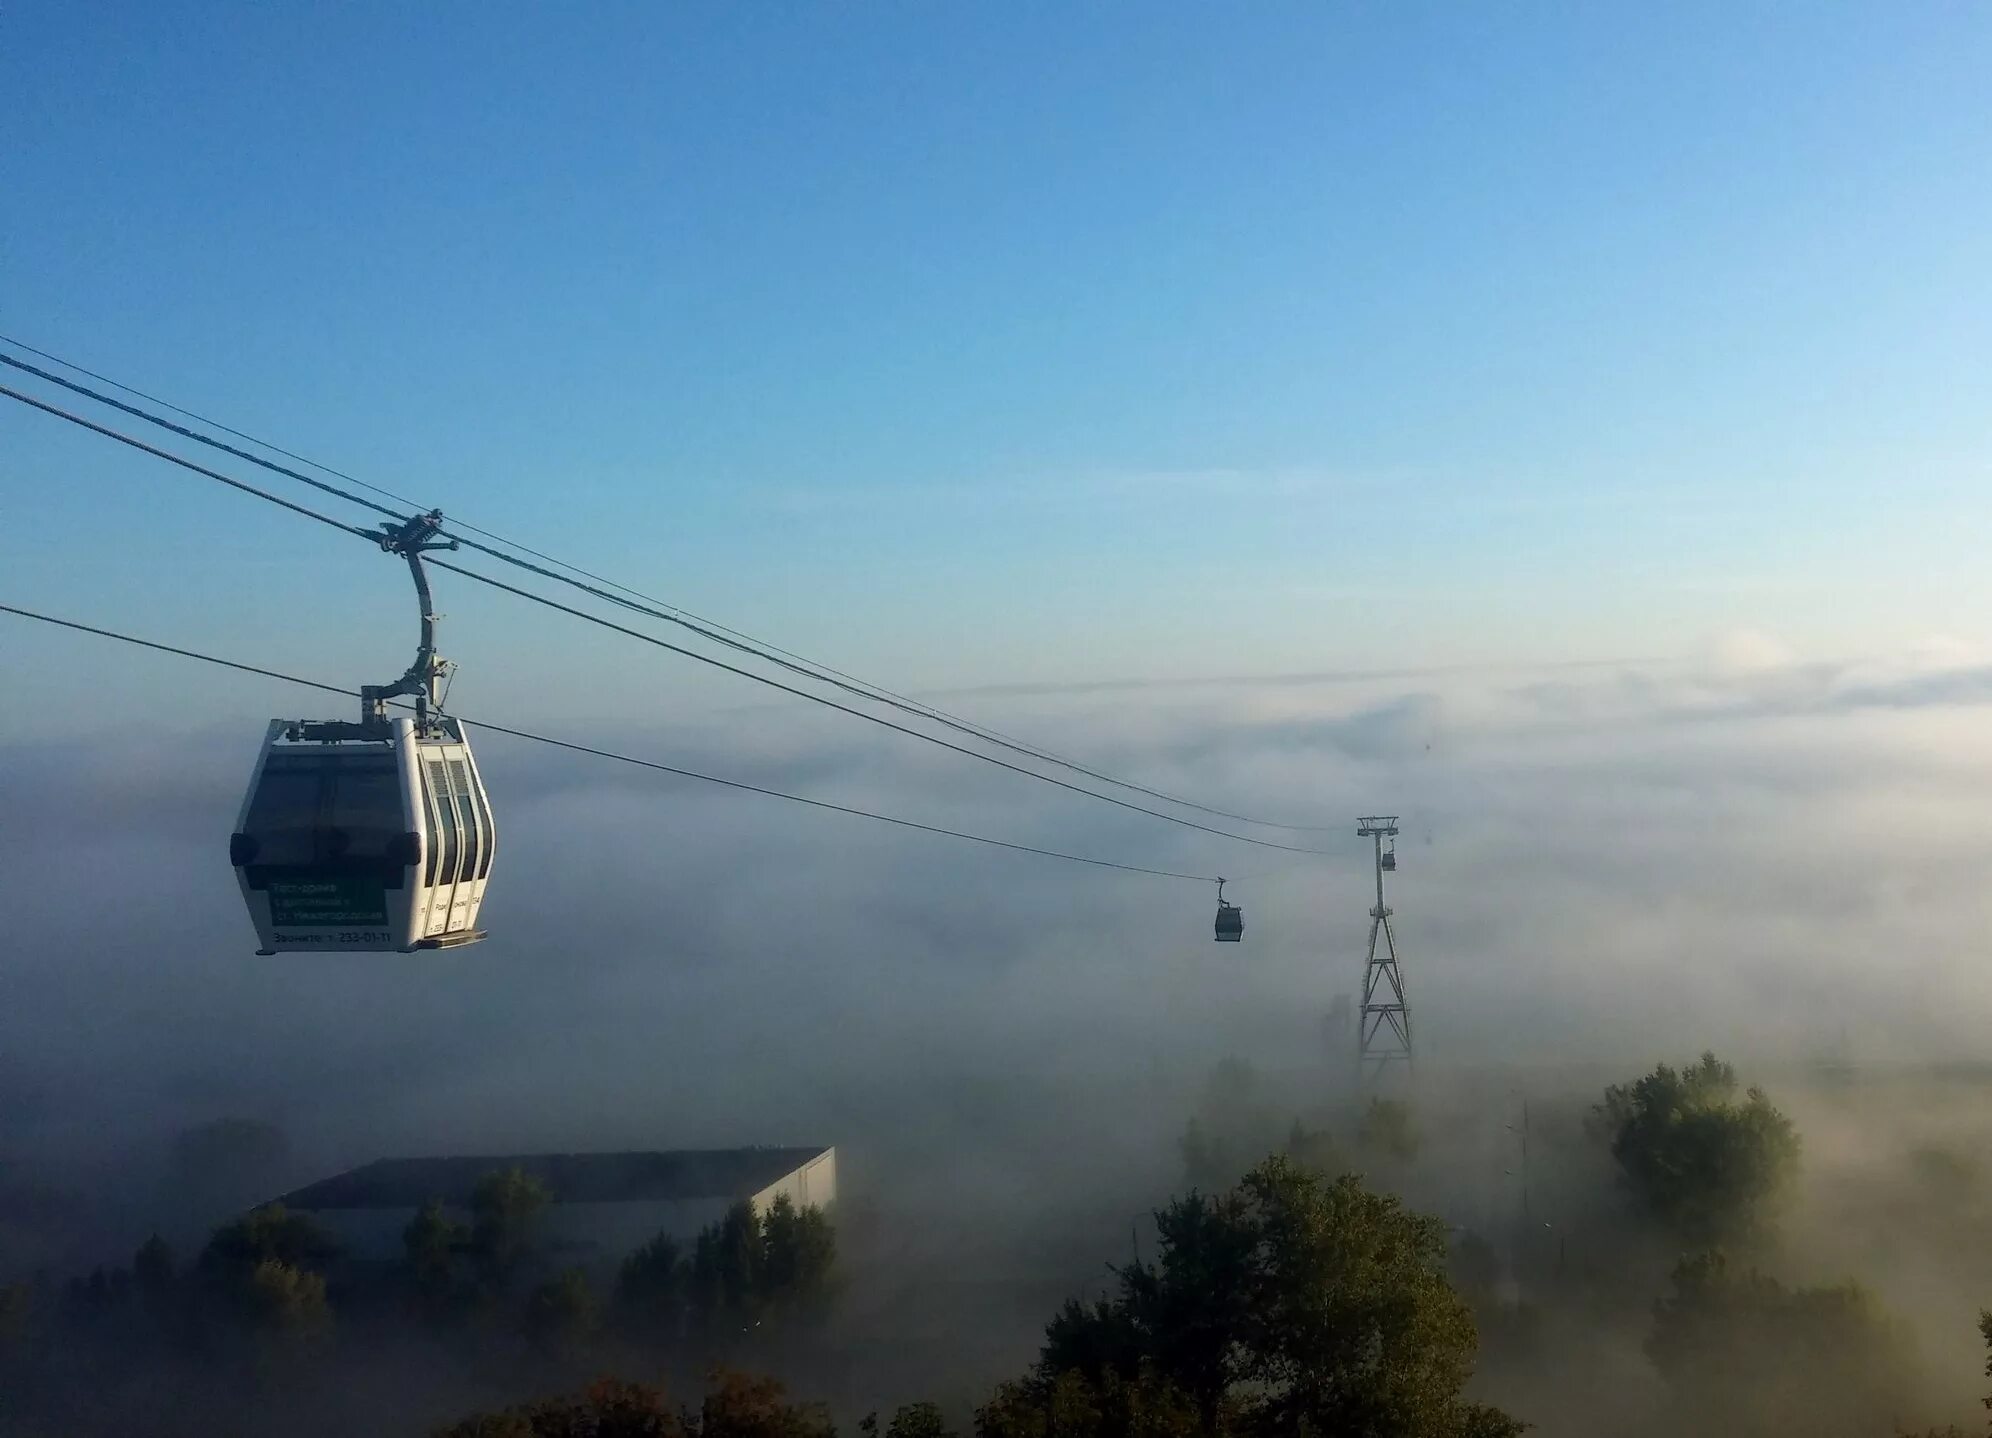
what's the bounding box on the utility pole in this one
[1356,816,1410,1082]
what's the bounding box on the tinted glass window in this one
[323,757,403,861]
[420,762,442,884]
[430,759,460,884]
[242,755,325,866]
[466,762,495,879]
[449,759,481,881]
[244,750,401,866]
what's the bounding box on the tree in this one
[0,1280,34,1355]
[434,1377,683,1438]
[699,1368,835,1438]
[692,1200,766,1337]
[1981,1308,1992,1425]
[617,1230,689,1338]
[688,1197,837,1340]
[1646,1250,1921,1438]
[199,1203,336,1279]
[133,1233,175,1296]
[1176,1059,1280,1193]
[1281,1119,1343,1178]
[1447,1231,1500,1308]
[524,1268,599,1354]
[977,1367,1199,1438]
[1357,1097,1420,1164]
[1592,1052,1799,1245]
[883,1402,957,1438]
[759,1194,834,1313]
[470,1166,551,1285]
[405,1198,470,1314]
[243,1258,331,1341]
[1023,1156,1521,1438]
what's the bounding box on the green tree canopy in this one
[1647,1250,1922,1438]
[699,1368,836,1438]
[404,1197,470,1312]
[1027,1156,1521,1438]
[470,1167,551,1283]
[977,1367,1199,1438]
[524,1268,599,1354]
[689,1196,837,1340]
[199,1203,336,1280]
[1280,1120,1344,1179]
[243,1258,332,1340]
[132,1233,175,1295]
[881,1401,958,1438]
[1357,1098,1420,1165]
[759,1194,835,1312]
[616,1230,689,1337]
[1176,1059,1282,1193]
[433,1377,683,1438]
[1592,1051,1800,1245]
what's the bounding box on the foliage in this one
[1646,1250,1920,1438]
[1176,1059,1281,1193]
[1981,1307,1992,1424]
[687,1196,836,1340]
[133,1233,175,1295]
[977,1367,1199,1438]
[434,1377,683,1438]
[1024,1155,1521,1438]
[404,1197,471,1314]
[760,1193,835,1311]
[1280,1119,1343,1178]
[243,1257,332,1339]
[1447,1231,1500,1307]
[882,1401,957,1438]
[471,1166,552,1284]
[617,1230,690,1336]
[199,1203,337,1279]
[1357,1097,1420,1164]
[0,1279,35,1353]
[1592,1052,1799,1245]
[65,1264,133,1315]
[700,1368,836,1438]
[524,1267,600,1352]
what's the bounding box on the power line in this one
[0,384,374,543]
[0,386,1334,856]
[422,553,1335,855]
[0,336,1336,831]
[0,601,1220,884]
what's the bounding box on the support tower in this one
[1356,816,1410,1081]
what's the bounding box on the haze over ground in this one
[4,5,1992,1435]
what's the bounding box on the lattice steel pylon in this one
[1357,816,1411,1082]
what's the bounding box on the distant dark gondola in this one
[1214,878,1244,942]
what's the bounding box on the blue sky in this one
[4,2,1990,734]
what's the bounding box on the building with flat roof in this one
[276,1144,836,1268]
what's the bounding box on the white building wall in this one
[750,1146,837,1214]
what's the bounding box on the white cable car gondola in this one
[1214,878,1244,943]
[229,512,495,955]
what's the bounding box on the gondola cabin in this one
[230,716,494,954]
[1214,900,1244,943]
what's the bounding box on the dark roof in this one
[277,1146,830,1211]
